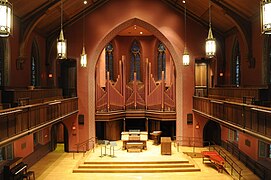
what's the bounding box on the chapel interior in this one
[0,0,271,179]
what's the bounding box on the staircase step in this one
[83,160,189,164]
[73,167,201,173]
[78,163,195,168]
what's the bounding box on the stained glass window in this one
[232,40,240,86]
[157,42,166,80]
[31,40,40,86]
[130,40,141,81]
[105,43,114,80]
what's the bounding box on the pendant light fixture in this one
[0,0,12,37]
[205,0,216,58]
[80,3,87,67]
[261,0,271,34]
[57,0,67,59]
[182,0,190,66]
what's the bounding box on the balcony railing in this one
[0,97,78,147]
[193,96,271,142]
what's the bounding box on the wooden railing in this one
[193,96,271,142]
[0,97,78,147]
[2,88,63,107]
[208,87,268,104]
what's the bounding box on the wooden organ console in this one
[121,130,148,152]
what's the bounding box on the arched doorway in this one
[203,120,221,146]
[51,122,69,152]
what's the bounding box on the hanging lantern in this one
[205,1,216,58]
[205,27,216,58]
[80,46,87,67]
[183,47,190,66]
[0,0,12,37]
[57,0,67,59]
[80,4,87,68]
[57,29,67,59]
[261,0,271,34]
[182,0,190,66]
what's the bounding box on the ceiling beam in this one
[211,0,254,68]
[18,0,61,62]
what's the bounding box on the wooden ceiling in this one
[9,0,261,37]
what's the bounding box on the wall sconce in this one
[261,0,271,34]
[195,122,200,129]
[219,72,223,77]
[48,73,53,78]
[72,123,76,136]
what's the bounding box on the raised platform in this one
[73,140,200,173]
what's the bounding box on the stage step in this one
[73,161,200,173]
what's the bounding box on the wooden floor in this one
[29,141,259,180]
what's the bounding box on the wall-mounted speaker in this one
[78,114,84,125]
[187,113,193,125]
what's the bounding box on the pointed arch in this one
[203,120,221,146]
[88,18,184,139]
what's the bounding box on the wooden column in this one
[145,118,149,133]
[123,118,126,132]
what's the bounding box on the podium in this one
[150,131,162,145]
[161,137,171,155]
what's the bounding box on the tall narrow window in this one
[31,40,40,87]
[130,40,141,81]
[0,39,4,87]
[268,36,271,83]
[0,143,13,162]
[105,43,114,80]
[232,40,241,86]
[157,42,166,80]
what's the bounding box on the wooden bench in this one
[126,142,144,152]
[23,171,35,180]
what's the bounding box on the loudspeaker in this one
[187,113,193,125]
[78,114,84,125]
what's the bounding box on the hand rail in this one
[173,136,243,180]
[73,137,97,159]
[223,140,271,180]
[212,144,242,180]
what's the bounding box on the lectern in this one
[161,137,171,155]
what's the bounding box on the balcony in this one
[193,96,271,142]
[0,97,78,147]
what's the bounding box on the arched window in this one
[232,40,241,86]
[268,36,271,83]
[105,43,114,80]
[130,40,141,81]
[0,39,4,87]
[157,42,166,80]
[31,40,40,87]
